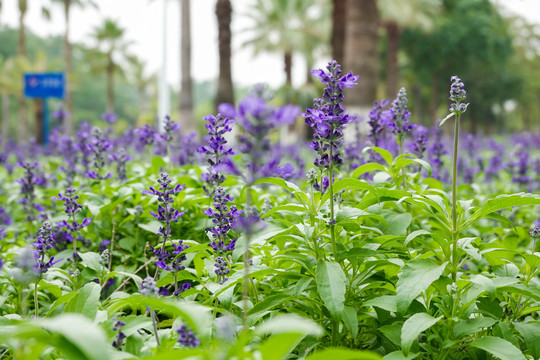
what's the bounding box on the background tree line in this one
[1,0,539,144]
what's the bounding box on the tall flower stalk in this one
[54,187,92,275]
[446,75,468,282]
[303,60,358,260]
[143,172,189,295]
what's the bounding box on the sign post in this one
[24,73,65,145]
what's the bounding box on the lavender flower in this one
[54,187,92,260]
[220,88,299,183]
[108,148,130,182]
[86,128,112,180]
[16,162,46,222]
[449,76,468,114]
[428,127,449,182]
[101,112,118,124]
[11,246,39,283]
[0,207,12,226]
[368,99,390,147]
[32,222,61,273]
[143,172,185,240]
[139,276,159,296]
[530,225,540,238]
[381,88,415,152]
[112,318,126,349]
[203,186,241,283]
[162,115,179,144]
[77,122,94,174]
[52,108,70,122]
[197,114,235,194]
[409,125,429,159]
[176,324,199,347]
[135,124,157,151]
[303,60,358,170]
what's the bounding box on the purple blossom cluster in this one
[382,88,415,138]
[197,114,235,194]
[112,318,126,349]
[449,75,468,114]
[368,99,390,147]
[108,147,131,182]
[176,324,200,347]
[203,186,241,283]
[53,187,92,258]
[86,128,112,180]
[32,222,61,273]
[303,60,358,169]
[143,172,185,240]
[220,87,299,182]
[16,162,46,222]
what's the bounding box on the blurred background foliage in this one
[0,0,539,141]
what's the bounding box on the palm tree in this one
[331,0,347,64]
[241,0,329,86]
[215,0,234,107]
[52,0,98,134]
[379,0,439,99]
[179,0,195,132]
[0,56,9,145]
[16,0,50,143]
[343,0,379,111]
[89,19,130,113]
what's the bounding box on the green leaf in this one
[386,213,413,236]
[383,351,419,360]
[251,177,301,193]
[306,348,383,360]
[514,322,540,359]
[396,260,447,314]
[453,317,497,339]
[438,112,454,127]
[342,306,358,339]
[363,147,394,166]
[462,193,540,230]
[404,230,431,247]
[316,260,346,321]
[469,336,527,360]
[78,252,103,272]
[248,294,292,319]
[352,163,388,178]
[255,314,323,337]
[41,314,112,360]
[138,221,163,235]
[321,178,376,205]
[365,295,398,313]
[65,282,101,320]
[401,313,442,356]
[257,333,306,360]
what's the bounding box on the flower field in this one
[1,62,540,360]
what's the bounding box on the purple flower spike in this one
[303,60,358,170]
[381,87,415,136]
[176,324,200,347]
[101,112,118,124]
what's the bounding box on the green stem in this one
[451,112,461,282]
[34,277,40,318]
[328,164,338,261]
[150,309,160,346]
[242,188,252,331]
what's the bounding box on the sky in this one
[2,0,540,90]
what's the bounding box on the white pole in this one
[158,0,169,132]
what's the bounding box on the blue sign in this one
[24,73,65,98]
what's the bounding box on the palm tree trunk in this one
[1,94,9,145]
[343,0,379,110]
[331,0,346,64]
[64,0,74,134]
[34,99,43,144]
[215,0,234,108]
[106,55,114,113]
[17,0,28,144]
[180,0,195,132]
[385,21,400,100]
[284,52,292,85]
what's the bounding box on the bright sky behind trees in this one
[1,0,539,89]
